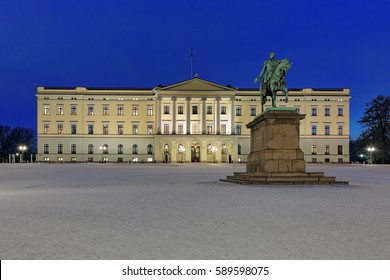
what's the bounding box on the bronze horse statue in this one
[254,52,291,112]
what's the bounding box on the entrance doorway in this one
[191,142,200,162]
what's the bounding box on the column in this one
[215,97,221,134]
[201,97,207,134]
[172,97,177,134]
[230,97,235,135]
[156,97,161,134]
[186,97,191,134]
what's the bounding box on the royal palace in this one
[36,76,350,163]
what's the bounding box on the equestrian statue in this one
[254,52,291,112]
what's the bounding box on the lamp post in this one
[99,146,107,163]
[211,146,217,163]
[367,147,375,164]
[18,145,27,163]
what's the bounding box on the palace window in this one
[132,144,138,154]
[88,144,94,154]
[43,105,50,115]
[118,144,123,154]
[57,144,63,154]
[178,105,184,114]
[207,144,212,155]
[88,105,94,115]
[163,124,169,134]
[147,106,154,116]
[43,123,50,134]
[70,105,77,115]
[250,106,256,116]
[238,144,242,155]
[118,124,124,135]
[192,105,198,114]
[192,123,199,134]
[338,106,344,116]
[102,105,109,116]
[177,123,184,135]
[325,124,330,135]
[206,123,213,134]
[311,124,317,135]
[71,144,77,154]
[221,124,227,134]
[103,124,109,135]
[132,124,139,135]
[147,144,153,155]
[311,145,317,155]
[236,124,242,135]
[57,123,63,134]
[221,105,227,115]
[44,144,49,154]
[338,124,344,135]
[71,124,77,134]
[236,106,242,116]
[164,105,170,114]
[325,145,330,155]
[117,105,124,116]
[88,124,94,135]
[324,106,331,116]
[147,124,153,135]
[207,105,212,115]
[57,105,64,115]
[311,106,317,116]
[132,105,139,116]
[338,145,343,155]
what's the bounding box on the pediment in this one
[157,77,236,92]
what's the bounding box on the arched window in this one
[178,144,185,154]
[132,144,138,154]
[147,144,153,154]
[88,144,94,154]
[101,144,108,154]
[221,144,226,155]
[118,144,123,154]
[207,144,212,155]
[164,143,169,154]
[238,144,242,155]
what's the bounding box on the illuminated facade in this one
[36,77,350,163]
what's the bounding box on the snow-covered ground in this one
[0,163,389,259]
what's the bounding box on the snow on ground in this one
[0,163,389,259]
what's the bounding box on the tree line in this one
[351,95,390,164]
[0,126,36,163]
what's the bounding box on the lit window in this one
[147,124,153,135]
[132,124,138,135]
[103,124,109,135]
[57,105,64,115]
[43,105,50,115]
[88,106,94,115]
[325,145,330,155]
[206,123,213,134]
[132,105,139,116]
[117,106,124,116]
[102,105,109,116]
[311,145,317,155]
[147,106,154,116]
[43,123,50,134]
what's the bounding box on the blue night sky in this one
[1,0,390,139]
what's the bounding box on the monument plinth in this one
[222,108,348,185]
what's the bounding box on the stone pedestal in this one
[221,108,348,185]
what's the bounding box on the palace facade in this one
[36,76,351,163]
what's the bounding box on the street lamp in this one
[18,145,27,163]
[211,146,217,163]
[367,147,375,164]
[178,144,185,163]
[99,146,107,163]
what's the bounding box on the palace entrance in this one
[191,142,200,162]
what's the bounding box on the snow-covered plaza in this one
[0,163,389,259]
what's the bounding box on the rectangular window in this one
[57,123,63,134]
[338,106,344,116]
[164,105,170,114]
[236,106,242,116]
[147,106,154,116]
[163,124,169,134]
[103,124,109,135]
[324,106,331,116]
[117,105,124,116]
[43,123,50,134]
[71,144,77,154]
[206,123,213,134]
[294,106,300,114]
[88,105,94,115]
[221,105,226,115]
[57,105,64,115]
[311,124,317,135]
[221,124,227,134]
[177,124,183,134]
[88,124,94,135]
[236,124,242,135]
[250,106,256,116]
[207,105,212,115]
[192,105,198,115]
[132,105,139,116]
[325,124,330,135]
[44,144,49,154]
[102,105,109,116]
[58,144,63,154]
[311,145,317,155]
[132,124,138,135]
[43,105,50,115]
[338,125,344,135]
[178,105,184,114]
[118,124,124,135]
[311,106,317,116]
[338,145,343,155]
[191,123,198,134]
[325,145,330,155]
[70,105,77,115]
[147,124,153,135]
[71,124,77,134]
